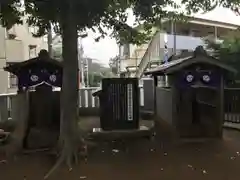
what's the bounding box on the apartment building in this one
[0,24,48,94]
[118,8,240,78]
[118,28,158,76]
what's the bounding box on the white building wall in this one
[0,23,48,94]
[13,24,48,60]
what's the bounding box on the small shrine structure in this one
[4,49,62,149]
[145,46,237,138]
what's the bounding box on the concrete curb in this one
[223,125,240,131]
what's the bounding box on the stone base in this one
[90,126,153,141]
[140,110,154,120]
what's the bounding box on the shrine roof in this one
[144,46,237,76]
[4,50,62,75]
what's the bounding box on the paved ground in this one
[1,117,240,180]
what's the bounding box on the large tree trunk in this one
[44,1,82,178]
[60,0,79,150]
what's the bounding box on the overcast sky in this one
[81,7,240,66]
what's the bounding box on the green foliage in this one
[1,0,184,45]
[0,0,23,29]
[205,30,240,82]
[88,73,103,87]
[109,56,119,74]
[1,1,239,45]
[206,30,240,57]
[180,0,240,14]
[52,46,62,61]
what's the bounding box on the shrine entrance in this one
[178,86,219,137]
[28,85,60,131]
[4,49,62,149]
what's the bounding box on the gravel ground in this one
[1,117,240,180]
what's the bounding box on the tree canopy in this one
[205,30,240,83]
[1,1,239,45]
[1,0,181,45]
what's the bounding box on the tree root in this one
[23,148,50,154]
[43,149,66,179]
[44,138,87,179]
[44,147,78,179]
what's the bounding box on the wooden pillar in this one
[143,78,154,112]
[171,20,177,55]
[218,75,224,138]
[152,75,158,136]
[153,75,158,117]
[171,78,178,128]
[214,26,218,40]
[0,96,8,122]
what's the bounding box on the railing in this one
[225,88,240,123]
[135,33,208,78]
[136,31,162,78]
[0,92,17,122]
[79,86,144,108]
[0,87,144,121]
[1,87,240,123]
[79,87,100,108]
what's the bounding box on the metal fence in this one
[225,88,240,123]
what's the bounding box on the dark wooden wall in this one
[156,87,173,124]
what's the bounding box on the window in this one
[29,45,37,58]
[7,63,18,89]
[43,35,48,42]
[9,73,18,89]
[28,27,38,34]
[6,26,17,39]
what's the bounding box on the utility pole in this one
[171,20,177,55]
[47,24,53,58]
[78,38,85,87]
[85,59,89,87]
[80,57,85,87]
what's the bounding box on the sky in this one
[81,6,240,66]
[81,9,135,66]
[81,32,118,66]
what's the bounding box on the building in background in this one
[118,8,240,78]
[0,24,48,94]
[79,57,92,87]
[109,55,121,75]
[118,29,157,77]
